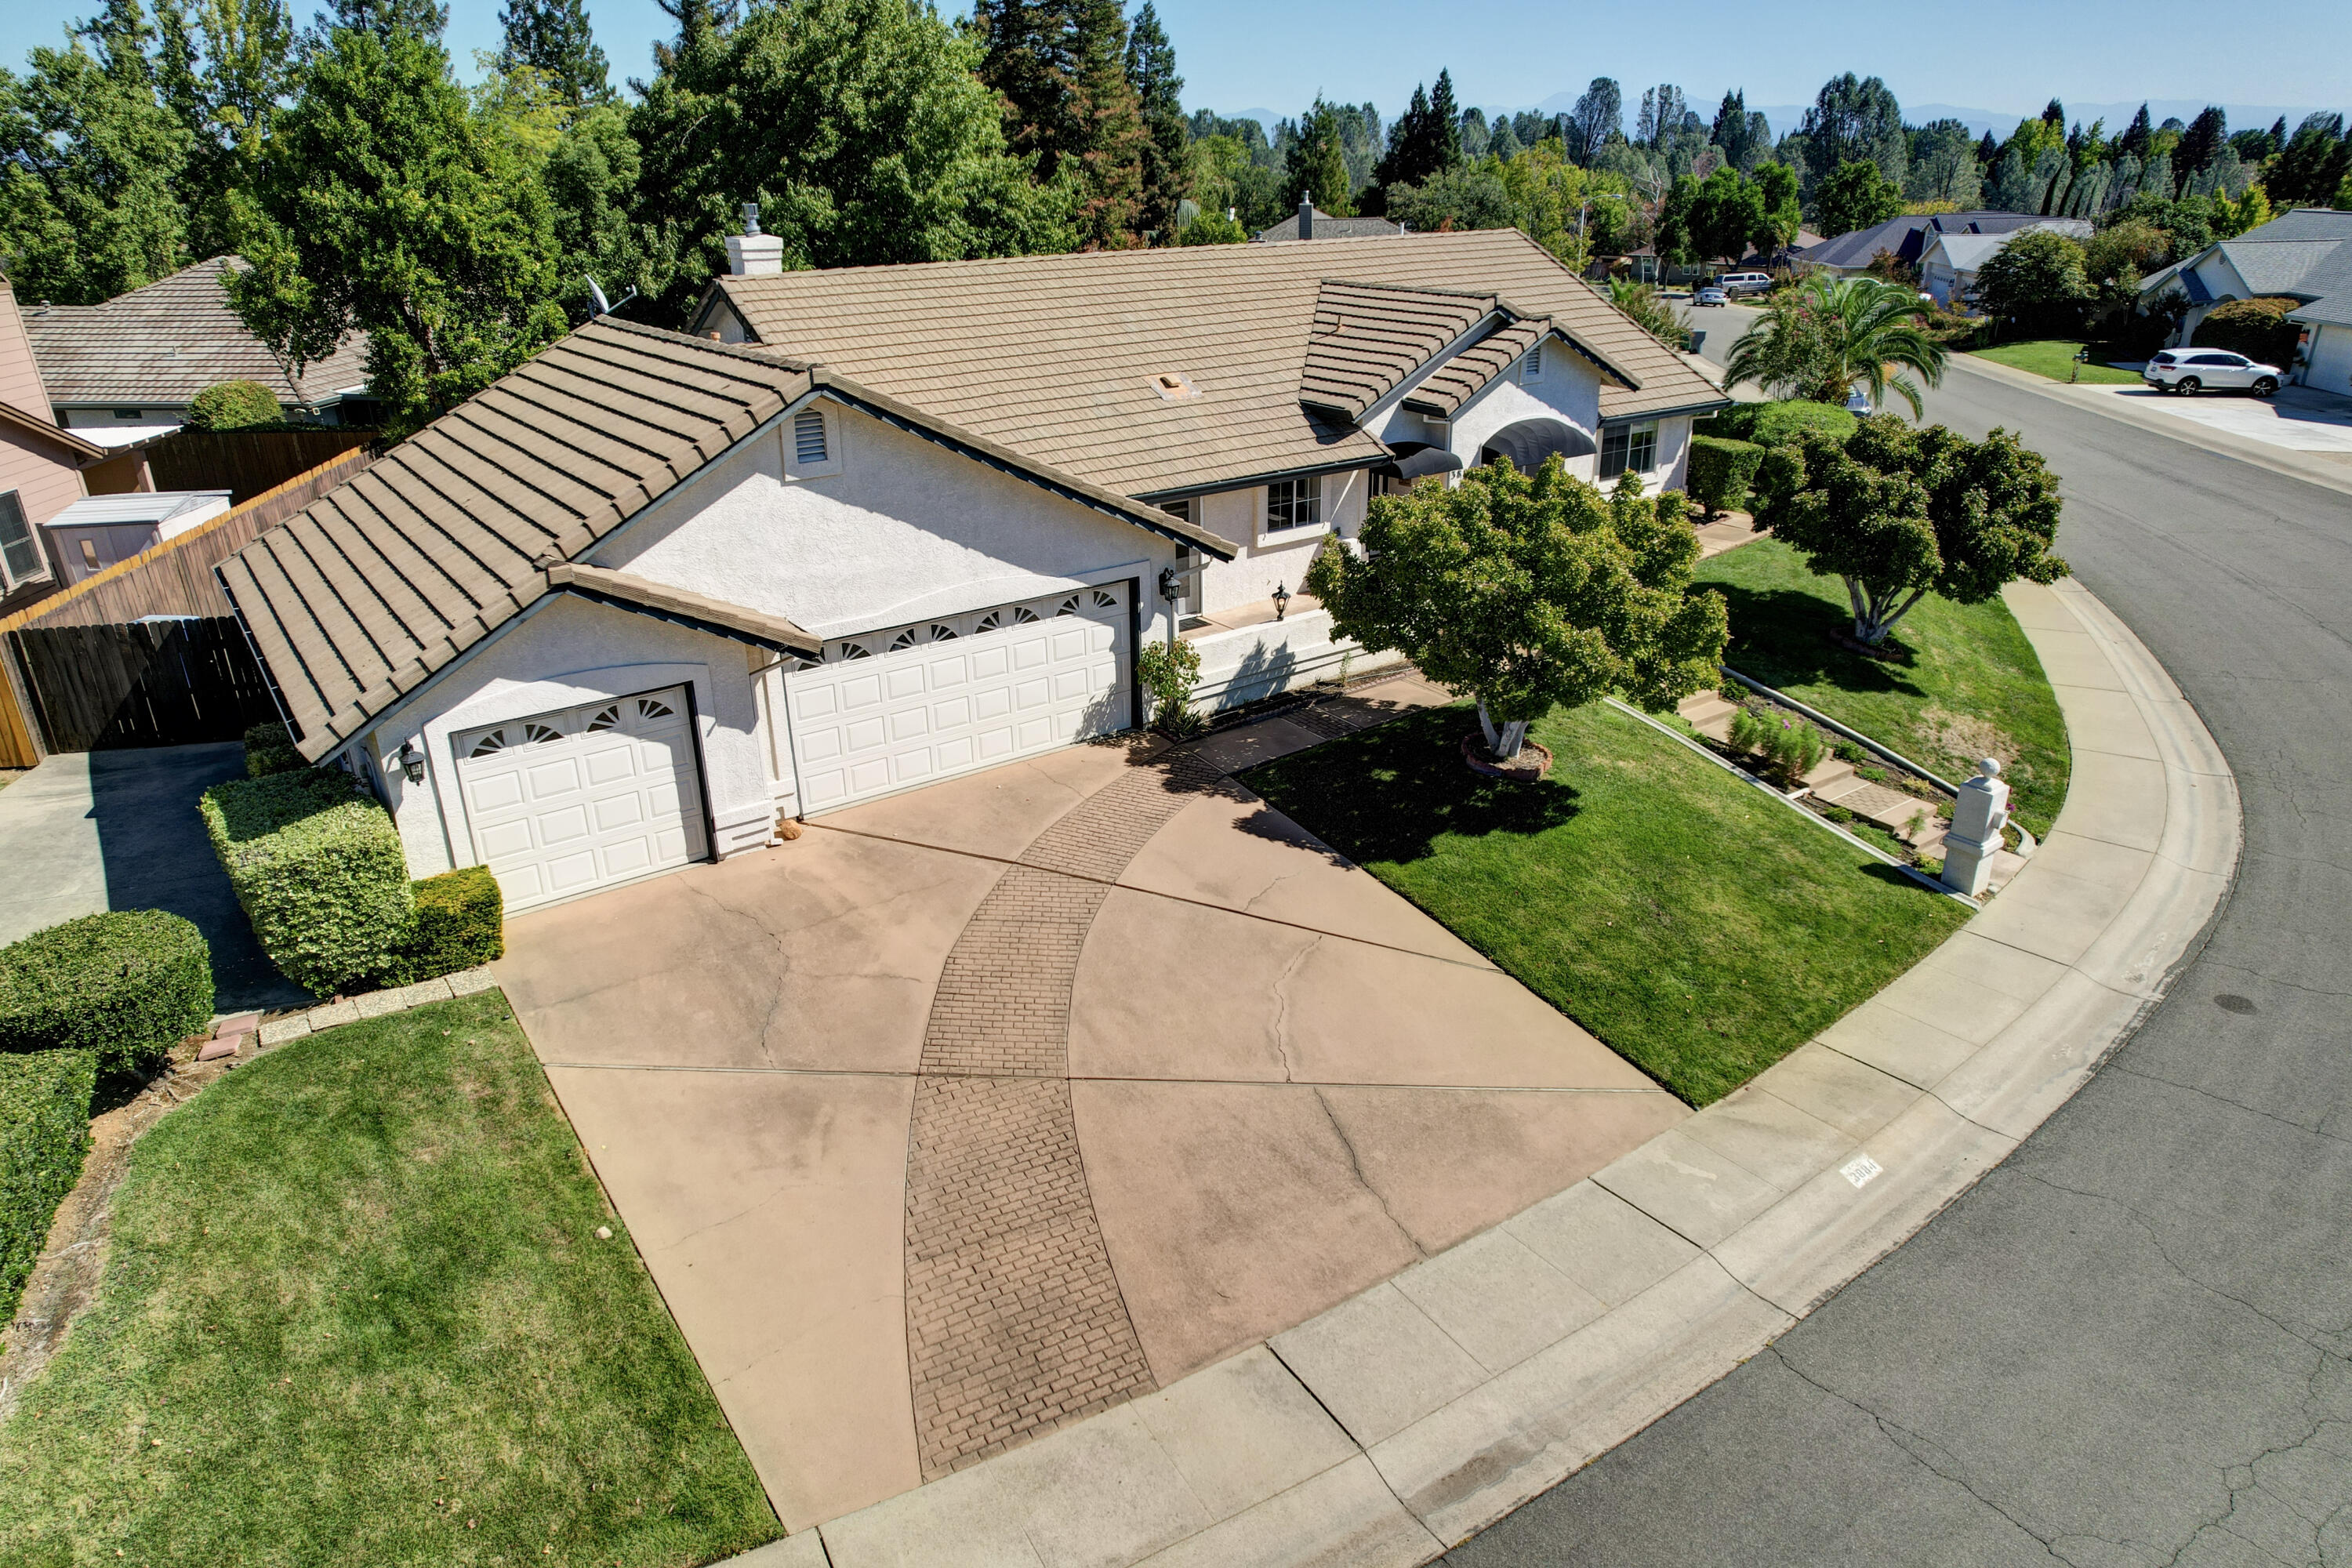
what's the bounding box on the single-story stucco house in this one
[2137,209,2352,393]
[1917,219,2093,310]
[217,227,1726,915]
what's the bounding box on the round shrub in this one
[375,866,504,988]
[185,379,284,430]
[242,719,306,778]
[2191,296,2300,370]
[0,912,214,1076]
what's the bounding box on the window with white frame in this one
[1265,474,1321,532]
[0,491,49,593]
[1598,422,1658,479]
[783,403,843,478]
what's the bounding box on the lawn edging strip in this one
[1719,666,1963,795]
[253,966,500,1044]
[779,574,2239,1568]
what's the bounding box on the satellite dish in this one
[583,274,637,319]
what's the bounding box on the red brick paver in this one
[901,746,1221,1478]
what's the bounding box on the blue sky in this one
[5,0,2348,133]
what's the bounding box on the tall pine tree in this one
[498,0,612,107]
[975,0,1145,248]
[1123,2,1187,243]
[1281,96,1352,216]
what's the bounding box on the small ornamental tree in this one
[1973,227,2092,338]
[1751,416,2070,648]
[1305,459,1730,760]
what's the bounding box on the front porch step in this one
[1676,690,1738,740]
[1802,757,1857,794]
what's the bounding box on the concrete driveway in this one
[0,743,303,1011]
[496,681,1685,1531]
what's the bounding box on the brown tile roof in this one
[23,256,371,412]
[703,229,1729,499]
[1298,281,1496,419]
[546,561,822,657]
[220,320,1232,760]
[1256,207,1405,242]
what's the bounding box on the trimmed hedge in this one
[0,911,213,1076]
[0,1048,95,1331]
[242,720,306,779]
[1700,399,1858,449]
[376,866,505,988]
[2191,296,2301,372]
[1686,435,1767,517]
[202,769,413,996]
[186,379,283,431]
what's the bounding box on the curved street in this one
[1450,326,2352,1564]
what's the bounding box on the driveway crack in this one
[1269,936,1317,1083]
[1312,1085,1422,1258]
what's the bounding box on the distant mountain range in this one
[1208,98,2347,146]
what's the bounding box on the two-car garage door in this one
[786,583,1131,815]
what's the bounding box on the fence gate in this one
[7,618,281,753]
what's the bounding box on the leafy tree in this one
[1608,278,1690,350]
[628,0,1073,319]
[545,100,648,307]
[644,0,735,76]
[1905,118,1980,207]
[1565,77,1619,165]
[1187,130,1281,231]
[1305,457,1729,760]
[1711,88,1766,169]
[1686,165,1768,260]
[1725,274,1946,415]
[1060,0,1146,248]
[1280,96,1352,216]
[2172,105,2225,199]
[1385,161,1513,233]
[0,0,193,306]
[1809,158,1900,238]
[2269,112,2350,208]
[496,0,612,107]
[1799,73,1904,193]
[1973,227,2092,336]
[318,0,448,40]
[155,0,297,257]
[1175,208,1245,245]
[1751,160,1800,247]
[1123,2,1188,244]
[2083,217,2167,310]
[2103,191,2214,263]
[1751,417,2067,647]
[227,21,566,434]
[1635,83,1686,148]
[1492,136,1635,268]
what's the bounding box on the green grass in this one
[1968,339,2143,384]
[1245,702,1969,1105]
[0,992,780,1566]
[1694,538,2071,837]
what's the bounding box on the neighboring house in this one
[1918,220,2095,309]
[1733,230,1824,273]
[22,256,374,443]
[42,490,232,586]
[219,227,1726,916]
[1256,199,1403,242]
[2138,209,2352,392]
[0,273,155,615]
[1800,211,2067,279]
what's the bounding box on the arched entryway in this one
[1478,417,1598,474]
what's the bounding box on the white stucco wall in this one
[2299,321,2352,393]
[361,593,772,880]
[1192,467,1367,615]
[592,397,1183,644]
[1186,608,1404,712]
[1446,357,1605,474]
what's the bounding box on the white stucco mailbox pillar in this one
[1940,758,2010,897]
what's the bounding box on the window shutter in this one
[793,409,828,465]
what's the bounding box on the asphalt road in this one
[1447,319,2352,1564]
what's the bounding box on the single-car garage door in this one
[786,583,1130,815]
[454,686,708,911]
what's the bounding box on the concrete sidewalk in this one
[764,575,2238,1567]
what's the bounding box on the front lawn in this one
[1969,339,2143,384]
[0,992,780,1566]
[1694,537,2071,837]
[1245,702,1969,1105]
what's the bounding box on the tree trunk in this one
[1476,699,1529,760]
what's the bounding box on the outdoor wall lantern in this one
[1272,581,1290,620]
[397,739,426,783]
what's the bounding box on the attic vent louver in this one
[794,408,828,463]
[1149,371,1200,402]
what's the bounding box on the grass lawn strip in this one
[1968,339,2144,385]
[0,991,781,1566]
[1246,701,1969,1106]
[1694,537,2071,838]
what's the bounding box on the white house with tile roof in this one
[2138,209,2352,391]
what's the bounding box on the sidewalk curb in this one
[1947,352,2352,499]
[759,577,2239,1568]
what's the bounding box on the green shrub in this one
[242,720,306,779]
[0,912,212,1076]
[201,769,412,996]
[184,379,284,430]
[376,866,504,987]
[2191,296,2301,370]
[1137,637,1206,739]
[1703,399,1857,449]
[0,1048,95,1330]
[1686,435,1767,517]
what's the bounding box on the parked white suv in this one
[2143,348,2282,397]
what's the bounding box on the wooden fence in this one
[0,445,373,766]
[7,619,278,753]
[143,426,376,504]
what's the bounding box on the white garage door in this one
[454,687,709,912]
[786,583,1131,815]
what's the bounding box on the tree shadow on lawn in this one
[1710,581,1928,699]
[1240,706,1580,867]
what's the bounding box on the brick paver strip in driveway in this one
[902,746,1225,1476]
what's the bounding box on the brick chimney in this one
[725,202,783,277]
[1298,194,1315,241]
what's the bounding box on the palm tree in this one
[1724,274,1947,416]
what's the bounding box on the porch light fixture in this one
[1272,582,1290,620]
[397,738,425,783]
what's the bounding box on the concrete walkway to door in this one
[495,674,1686,1534]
